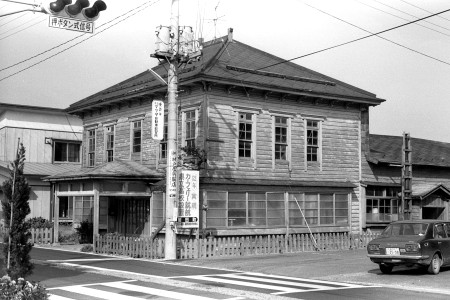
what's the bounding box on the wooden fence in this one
[94,235,165,259]
[30,228,53,244]
[93,232,379,259]
[0,227,53,244]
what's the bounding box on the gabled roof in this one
[0,161,81,177]
[67,34,384,113]
[44,159,164,182]
[412,183,450,199]
[368,134,450,168]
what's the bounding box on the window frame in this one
[87,129,96,167]
[366,186,401,223]
[105,125,115,162]
[182,109,197,148]
[131,120,142,154]
[306,119,320,162]
[53,140,81,163]
[237,112,254,159]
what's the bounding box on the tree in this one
[1,142,33,279]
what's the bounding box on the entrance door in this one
[107,196,150,236]
[422,207,445,220]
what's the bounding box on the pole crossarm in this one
[0,0,47,17]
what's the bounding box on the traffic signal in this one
[45,0,107,21]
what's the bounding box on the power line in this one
[0,18,44,41]
[370,0,450,31]
[300,2,450,67]
[354,0,450,38]
[256,5,450,71]
[0,0,160,74]
[0,14,43,35]
[399,0,450,22]
[0,12,26,27]
[0,0,161,82]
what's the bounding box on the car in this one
[367,219,450,274]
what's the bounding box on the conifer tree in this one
[1,142,33,279]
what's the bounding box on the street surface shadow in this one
[368,265,450,276]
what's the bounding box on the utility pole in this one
[151,0,201,260]
[164,0,180,260]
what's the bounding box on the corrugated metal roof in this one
[0,161,81,176]
[45,159,164,181]
[67,36,384,113]
[368,134,450,168]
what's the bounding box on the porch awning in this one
[44,159,164,182]
[0,160,80,177]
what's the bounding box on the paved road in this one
[26,247,450,299]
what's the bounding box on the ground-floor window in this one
[206,191,349,228]
[58,196,93,223]
[288,193,349,226]
[366,186,400,223]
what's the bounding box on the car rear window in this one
[382,223,429,236]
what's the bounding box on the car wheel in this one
[379,263,393,274]
[428,254,441,275]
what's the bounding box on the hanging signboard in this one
[152,100,164,140]
[48,16,94,33]
[177,170,199,228]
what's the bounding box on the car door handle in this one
[438,241,442,245]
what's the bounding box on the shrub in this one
[80,245,93,252]
[25,217,53,229]
[0,275,48,299]
[58,232,78,244]
[75,220,93,244]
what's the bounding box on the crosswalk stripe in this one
[101,281,232,300]
[56,285,141,300]
[187,274,304,293]
[49,295,74,300]
[243,272,362,287]
[217,273,338,290]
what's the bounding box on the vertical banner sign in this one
[152,100,164,140]
[178,170,199,228]
[168,150,178,221]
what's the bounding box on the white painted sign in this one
[168,150,178,221]
[178,170,199,228]
[48,16,94,33]
[152,100,164,140]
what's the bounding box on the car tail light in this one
[368,244,380,251]
[405,243,421,252]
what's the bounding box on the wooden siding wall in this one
[80,86,364,232]
[0,127,81,163]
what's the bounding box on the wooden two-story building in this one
[46,31,386,240]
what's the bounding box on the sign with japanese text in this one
[152,100,164,140]
[178,170,199,228]
[48,16,94,34]
[167,150,178,221]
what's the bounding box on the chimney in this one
[228,28,233,42]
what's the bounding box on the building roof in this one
[368,134,450,168]
[44,159,164,182]
[67,32,384,114]
[411,183,450,199]
[0,161,81,177]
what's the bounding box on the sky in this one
[0,0,449,143]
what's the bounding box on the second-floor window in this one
[88,129,95,167]
[275,116,288,160]
[54,141,81,163]
[105,125,114,162]
[238,112,253,158]
[132,120,142,153]
[185,110,196,148]
[306,120,319,162]
[160,115,168,159]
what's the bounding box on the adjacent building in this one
[0,103,82,225]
